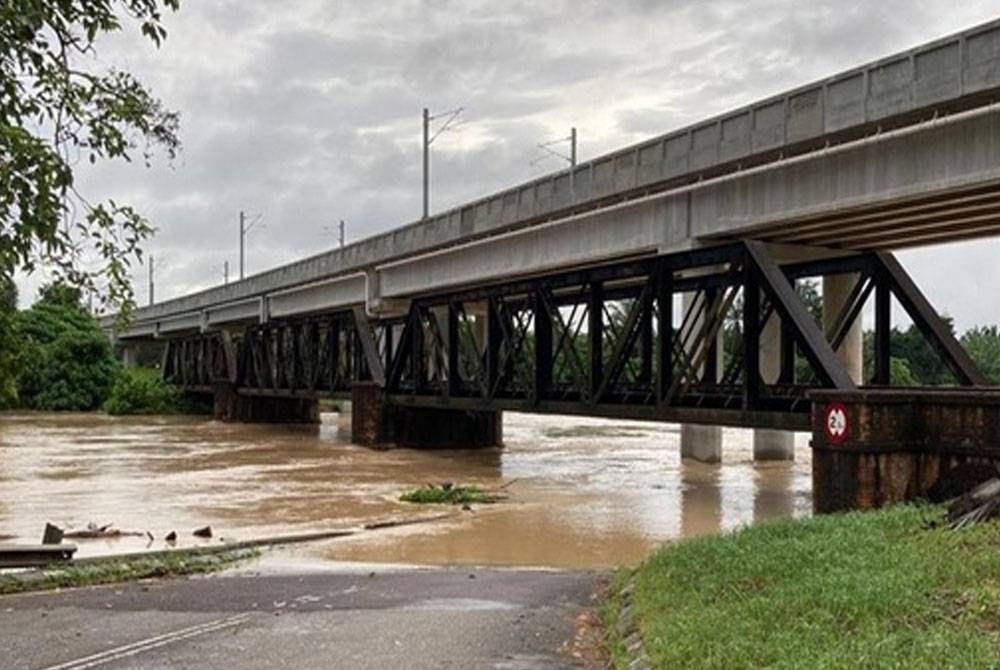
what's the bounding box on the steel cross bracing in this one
[161,242,984,430]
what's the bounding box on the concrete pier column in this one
[753,309,795,460]
[351,382,501,449]
[680,290,723,463]
[351,381,385,445]
[121,345,138,369]
[823,274,864,383]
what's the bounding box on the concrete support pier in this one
[753,308,795,460]
[212,383,319,424]
[351,382,502,449]
[811,389,1000,513]
[823,274,864,382]
[680,291,723,463]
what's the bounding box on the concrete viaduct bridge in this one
[109,20,1000,508]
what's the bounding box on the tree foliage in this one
[0,1,180,324]
[16,283,118,410]
[0,272,20,407]
[962,326,1000,384]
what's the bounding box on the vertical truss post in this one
[701,287,718,385]
[411,307,425,393]
[874,270,892,385]
[446,303,460,398]
[656,267,674,405]
[533,291,552,404]
[639,287,653,387]
[589,281,604,402]
[779,319,795,385]
[486,298,502,399]
[328,319,340,390]
[383,323,394,373]
[743,265,761,409]
[290,323,301,392]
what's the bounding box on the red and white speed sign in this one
[824,402,850,443]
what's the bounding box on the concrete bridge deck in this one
[107,18,1000,340]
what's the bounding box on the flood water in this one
[0,411,811,569]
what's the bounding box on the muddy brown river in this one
[0,411,811,568]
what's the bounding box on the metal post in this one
[224,261,229,285]
[148,255,154,306]
[874,273,892,385]
[656,268,673,405]
[570,127,577,198]
[589,282,604,402]
[339,220,345,249]
[422,107,430,220]
[239,210,245,280]
[533,292,552,405]
[743,267,761,409]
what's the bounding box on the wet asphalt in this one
[0,565,601,670]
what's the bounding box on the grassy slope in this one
[610,506,1000,669]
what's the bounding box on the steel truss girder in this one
[160,242,985,427]
[380,242,984,426]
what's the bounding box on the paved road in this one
[0,565,601,669]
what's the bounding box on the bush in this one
[104,368,184,415]
[28,329,119,411]
[15,298,119,410]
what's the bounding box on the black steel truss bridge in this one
[161,242,984,431]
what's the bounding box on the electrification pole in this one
[239,210,245,280]
[533,127,579,195]
[224,261,229,285]
[422,106,464,220]
[339,219,345,249]
[422,108,429,220]
[148,254,155,306]
[239,210,263,279]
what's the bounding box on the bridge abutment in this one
[811,390,1000,513]
[351,383,502,449]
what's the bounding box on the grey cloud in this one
[16,0,1000,332]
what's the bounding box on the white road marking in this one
[35,613,252,670]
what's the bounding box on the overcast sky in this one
[17,1,1000,330]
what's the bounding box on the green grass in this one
[400,484,498,505]
[605,506,1000,670]
[0,548,258,595]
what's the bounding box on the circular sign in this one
[824,402,850,444]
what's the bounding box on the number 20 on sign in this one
[824,402,850,443]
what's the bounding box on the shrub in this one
[104,368,184,415]
[16,300,119,410]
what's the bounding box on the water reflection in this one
[0,411,811,567]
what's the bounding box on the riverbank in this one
[603,505,1000,669]
[0,546,259,595]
